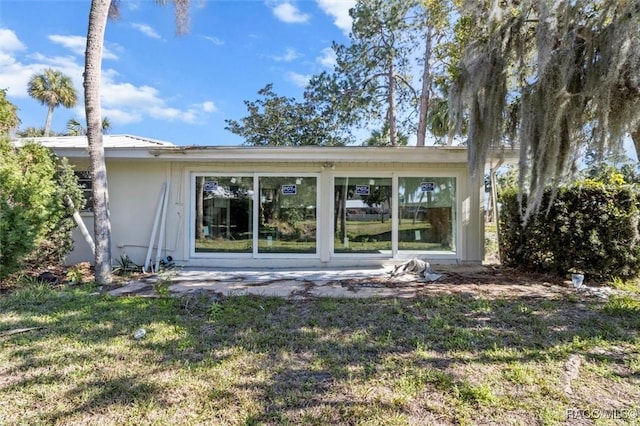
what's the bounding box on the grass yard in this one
[1,280,639,425]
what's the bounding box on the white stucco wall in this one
[58,146,489,269]
[64,158,171,268]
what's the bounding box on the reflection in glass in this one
[258,176,317,253]
[334,177,392,253]
[194,176,253,252]
[398,177,456,252]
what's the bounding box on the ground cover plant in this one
[1,278,639,425]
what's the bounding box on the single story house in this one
[17,135,513,270]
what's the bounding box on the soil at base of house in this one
[6,263,622,302]
[334,265,598,300]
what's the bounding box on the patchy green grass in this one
[1,281,639,425]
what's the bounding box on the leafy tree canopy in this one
[225,84,348,146]
[0,89,20,135]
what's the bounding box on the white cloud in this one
[0,28,214,128]
[101,107,143,125]
[0,37,84,99]
[203,35,224,45]
[131,23,162,39]
[100,74,216,125]
[48,34,118,60]
[0,61,44,98]
[272,47,301,62]
[201,101,217,113]
[149,105,197,123]
[317,47,336,68]
[101,81,162,109]
[125,0,143,12]
[272,2,309,24]
[287,71,311,88]
[0,28,26,53]
[316,0,355,35]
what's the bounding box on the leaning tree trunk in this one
[416,27,433,147]
[44,105,54,137]
[84,0,112,284]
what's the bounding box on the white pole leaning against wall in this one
[66,196,95,253]
[155,182,170,272]
[143,182,166,273]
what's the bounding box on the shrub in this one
[499,181,640,281]
[0,138,84,281]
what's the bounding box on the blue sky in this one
[0,0,355,146]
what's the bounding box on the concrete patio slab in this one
[109,265,438,298]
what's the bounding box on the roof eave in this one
[146,145,473,164]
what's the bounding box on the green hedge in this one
[0,138,84,281]
[499,181,640,280]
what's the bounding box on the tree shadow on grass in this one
[0,282,639,424]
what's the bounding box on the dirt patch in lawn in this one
[335,264,601,300]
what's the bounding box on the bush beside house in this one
[0,138,84,282]
[500,179,640,281]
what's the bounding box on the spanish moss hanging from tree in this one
[449,0,640,221]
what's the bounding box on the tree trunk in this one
[632,127,640,161]
[44,105,54,137]
[387,65,398,147]
[416,28,433,147]
[84,0,112,284]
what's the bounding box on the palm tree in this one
[16,127,60,137]
[85,0,191,284]
[66,117,112,136]
[27,68,78,137]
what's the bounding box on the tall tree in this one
[27,68,78,137]
[84,0,190,284]
[449,0,640,220]
[413,0,455,146]
[302,0,416,146]
[304,0,458,147]
[337,0,416,146]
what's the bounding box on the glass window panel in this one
[398,177,456,252]
[258,176,317,253]
[334,177,392,253]
[194,176,253,253]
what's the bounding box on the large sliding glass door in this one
[191,172,456,260]
[194,175,253,253]
[333,175,457,256]
[398,177,456,252]
[258,176,317,254]
[192,173,318,256]
[333,177,392,253]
